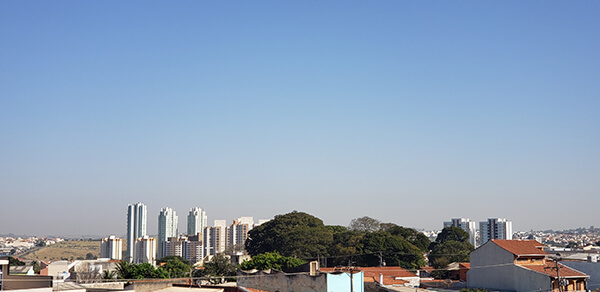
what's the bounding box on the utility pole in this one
[554,259,562,292]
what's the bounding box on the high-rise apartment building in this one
[127,202,147,262]
[444,218,477,247]
[100,235,123,260]
[134,236,157,265]
[158,207,178,259]
[203,220,226,256]
[479,218,513,246]
[227,217,254,249]
[163,234,204,264]
[187,207,208,236]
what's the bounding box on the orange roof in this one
[459,263,470,268]
[492,239,547,256]
[521,261,588,279]
[321,267,417,286]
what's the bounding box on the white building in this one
[187,207,208,236]
[100,235,122,260]
[158,207,178,259]
[479,218,512,246]
[127,202,147,262]
[134,236,157,265]
[204,220,226,256]
[444,218,477,247]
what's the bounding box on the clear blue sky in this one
[1,1,599,236]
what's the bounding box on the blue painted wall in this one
[326,271,364,292]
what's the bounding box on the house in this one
[468,239,588,292]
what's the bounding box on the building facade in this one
[134,236,157,265]
[100,235,123,260]
[444,218,477,247]
[479,218,512,246]
[227,217,254,249]
[187,207,207,236]
[204,220,226,256]
[158,207,178,259]
[126,202,147,262]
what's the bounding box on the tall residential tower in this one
[479,218,513,246]
[187,207,208,236]
[158,207,178,259]
[127,202,147,262]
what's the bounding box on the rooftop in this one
[492,239,547,256]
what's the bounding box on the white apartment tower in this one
[203,220,226,256]
[134,236,157,265]
[479,218,513,246]
[444,218,477,247]
[158,207,178,259]
[187,207,208,236]
[127,202,147,262]
[100,235,123,260]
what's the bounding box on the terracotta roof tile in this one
[492,239,547,256]
[520,261,588,278]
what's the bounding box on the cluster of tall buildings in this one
[443,217,513,247]
[100,202,267,265]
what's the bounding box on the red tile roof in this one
[520,261,588,279]
[492,239,547,256]
[321,267,417,286]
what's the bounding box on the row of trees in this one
[245,212,434,269]
[245,211,475,275]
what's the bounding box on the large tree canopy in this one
[381,223,430,252]
[357,231,426,270]
[239,252,306,271]
[348,216,381,232]
[245,211,333,258]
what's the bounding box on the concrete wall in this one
[326,272,364,292]
[468,264,552,292]
[470,241,514,268]
[512,266,552,292]
[237,271,327,292]
[2,275,53,290]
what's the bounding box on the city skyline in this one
[2,1,599,236]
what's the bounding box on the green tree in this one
[381,224,430,252]
[245,211,333,258]
[196,254,237,284]
[428,227,474,279]
[31,260,41,274]
[348,216,381,232]
[358,231,426,270]
[328,230,365,266]
[156,256,190,266]
[85,253,97,260]
[8,257,25,266]
[239,252,306,271]
[429,227,470,250]
[115,261,169,279]
[159,259,191,278]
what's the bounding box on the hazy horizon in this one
[2,1,599,236]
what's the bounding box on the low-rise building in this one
[468,239,588,292]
